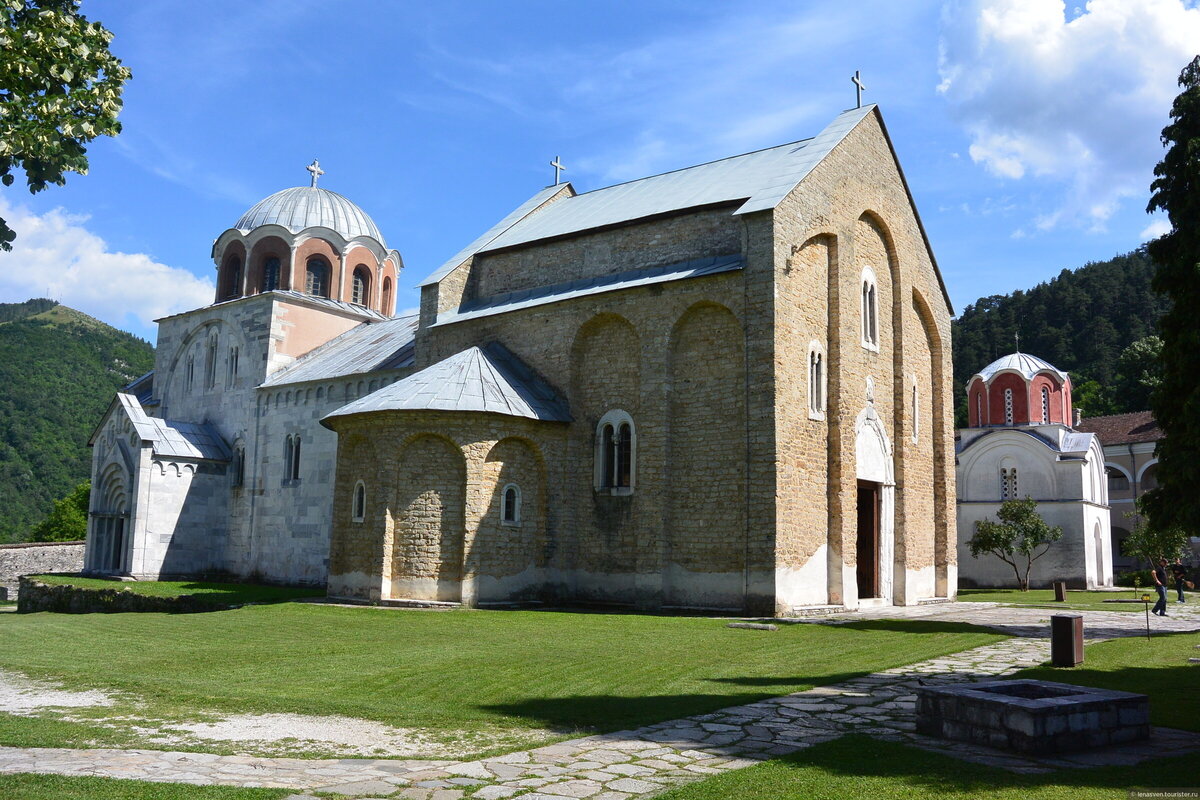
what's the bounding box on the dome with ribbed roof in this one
[974,352,1068,383]
[235,186,385,244]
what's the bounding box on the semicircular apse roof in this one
[234,187,385,244]
[974,352,1069,383]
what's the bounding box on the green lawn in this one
[958,588,1146,612]
[0,604,1001,756]
[28,575,324,607]
[659,734,1195,800]
[1017,630,1200,731]
[0,774,288,800]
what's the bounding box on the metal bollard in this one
[1050,614,1084,667]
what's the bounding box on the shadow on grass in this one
[655,734,1198,800]
[481,672,863,733]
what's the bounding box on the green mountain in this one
[951,249,1168,426]
[0,299,154,543]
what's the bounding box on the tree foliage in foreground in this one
[951,249,1168,425]
[1123,502,1190,568]
[969,497,1064,591]
[1144,55,1200,538]
[29,480,88,541]
[0,0,130,250]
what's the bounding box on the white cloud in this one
[0,197,213,335]
[1140,218,1171,240]
[938,0,1200,230]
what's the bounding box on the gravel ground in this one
[0,668,522,758]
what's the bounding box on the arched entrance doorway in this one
[855,404,895,603]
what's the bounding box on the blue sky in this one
[1,0,1197,340]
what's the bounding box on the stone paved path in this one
[2,602,1199,799]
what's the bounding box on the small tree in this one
[969,497,1064,591]
[29,480,89,542]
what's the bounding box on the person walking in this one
[1171,559,1190,603]
[1152,557,1169,616]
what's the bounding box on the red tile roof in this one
[1075,411,1162,445]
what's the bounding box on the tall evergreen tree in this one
[1144,55,1200,535]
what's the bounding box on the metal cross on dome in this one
[851,70,867,109]
[551,156,566,186]
[307,159,325,188]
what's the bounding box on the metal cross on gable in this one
[550,156,566,186]
[307,159,325,188]
[851,70,867,109]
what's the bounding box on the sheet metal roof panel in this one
[478,141,811,254]
[112,393,230,461]
[418,184,571,287]
[433,254,743,327]
[323,342,571,425]
[261,312,418,388]
[737,105,874,215]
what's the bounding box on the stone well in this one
[916,679,1149,754]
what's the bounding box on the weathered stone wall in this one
[466,206,742,302]
[0,543,84,601]
[18,577,216,613]
[665,303,747,608]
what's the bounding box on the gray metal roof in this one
[235,186,386,244]
[972,352,1069,385]
[262,312,418,388]
[418,184,570,287]
[434,254,743,327]
[116,394,231,461]
[323,342,571,425]
[467,106,874,256]
[124,371,155,406]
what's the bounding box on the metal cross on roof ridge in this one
[307,159,325,188]
[852,70,867,109]
[550,155,566,186]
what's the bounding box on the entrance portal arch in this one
[854,405,895,604]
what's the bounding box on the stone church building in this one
[85,105,957,615]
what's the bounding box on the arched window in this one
[976,393,983,426]
[381,276,392,316]
[204,333,219,389]
[291,435,302,480]
[1004,388,1014,426]
[1041,386,1050,424]
[226,346,239,388]
[305,257,329,297]
[224,257,242,299]
[501,483,521,525]
[595,410,636,494]
[263,257,281,292]
[808,345,824,418]
[232,446,245,488]
[1000,467,1018,500]
[861,268,878,348]
[186,354,195,390]
[351,266,370,306]
[352,481,366,522]
[283,436,294,481]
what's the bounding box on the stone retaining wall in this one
[17,576,216,614]
[0,541,85,601]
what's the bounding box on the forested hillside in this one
[951,249,1168,425]
[0,300,154,542]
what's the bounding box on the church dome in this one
[234,186,385,244]
[975,352,1068,383]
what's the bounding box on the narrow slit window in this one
[305,257,328,297]
[1041,386,1050,424]
[1004,388,1014,426]
[501,484,521,525]
[263,257,280,292]
[352,481,366,522]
